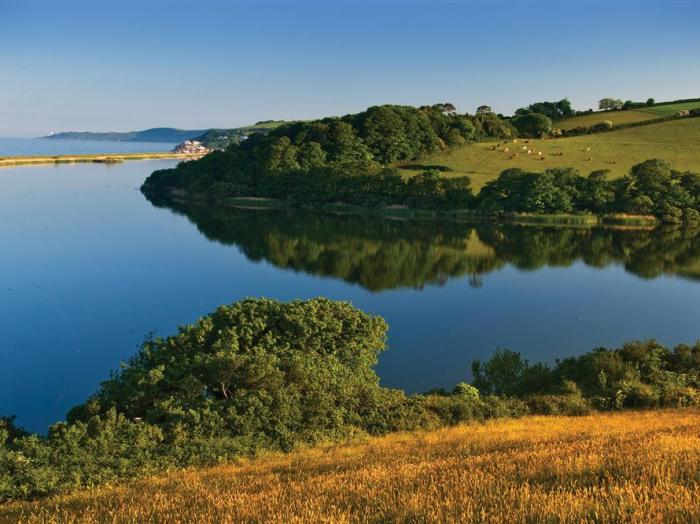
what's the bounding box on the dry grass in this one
[3,409,700,523]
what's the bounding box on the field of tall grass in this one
[3,409,699,523]
[403,117,700,190]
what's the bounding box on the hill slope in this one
[555,100,700,130]
[4,410,699,523]
[406,116,700,190]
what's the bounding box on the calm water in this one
[0,137,176,157]
[1,161,699,433]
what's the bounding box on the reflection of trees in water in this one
[148,197,700,291]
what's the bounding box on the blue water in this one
[1,161,699,433]
[0,137,176,157]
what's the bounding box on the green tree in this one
[264,136,301,172]
[598,98,623,111]
[298,141,327,171]
[68,299,389,446]
[511,112,553,138]
[472,350,529,396]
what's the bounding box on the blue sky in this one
[1,0,699,136]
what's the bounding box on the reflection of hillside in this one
[148,197,700,291]
[153,201,501,291]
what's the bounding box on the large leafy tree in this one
[510,112,553,138]
[68,298,389,446]
[599,98,624,111]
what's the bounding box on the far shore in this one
[0,151,205,168]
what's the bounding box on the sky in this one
[1,0,699,136]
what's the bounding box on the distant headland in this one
[41,127,207,143]
[41,121,288,148]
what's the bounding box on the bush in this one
[526,394,592,416]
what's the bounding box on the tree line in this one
[2,298,699,502]
[145,155,699,224]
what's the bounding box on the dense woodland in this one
[2,297,699,502]
[142,104,700,224]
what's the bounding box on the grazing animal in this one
[504,148,509,152]
[586,147,591,151]
[527,150,532,154]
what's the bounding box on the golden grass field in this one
[403,117,700,191]
[3,409,700,523]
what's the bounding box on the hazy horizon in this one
[3,0,699,136]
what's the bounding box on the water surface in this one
[0,137,176,157]
[1,161,699,432]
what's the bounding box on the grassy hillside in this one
[403,117,700,191]
[556,101,700,130]
[4,409,699,523]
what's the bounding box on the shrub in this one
[526,394,592,416]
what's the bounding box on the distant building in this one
[172,140,210,155]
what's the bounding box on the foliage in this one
[515,99,574,121]
[1,296,700,503]
[476,160,700,222]
[599,98,624,111]
[472,339,700,411]
[511,112,553,138]
[142,103,511,204]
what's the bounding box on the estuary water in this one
[1,160,699,432]
[0,137,176,157]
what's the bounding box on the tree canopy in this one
[515,99,574,121]
[510,112,553,138]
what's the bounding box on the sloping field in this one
[556,109,659,130]
[404,117,700,191]
[643,100,700,117]
[3,410,699,523]
[556,100,700,130]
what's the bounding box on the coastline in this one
[0,151,205,168]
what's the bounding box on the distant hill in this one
[42,127,208,143]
